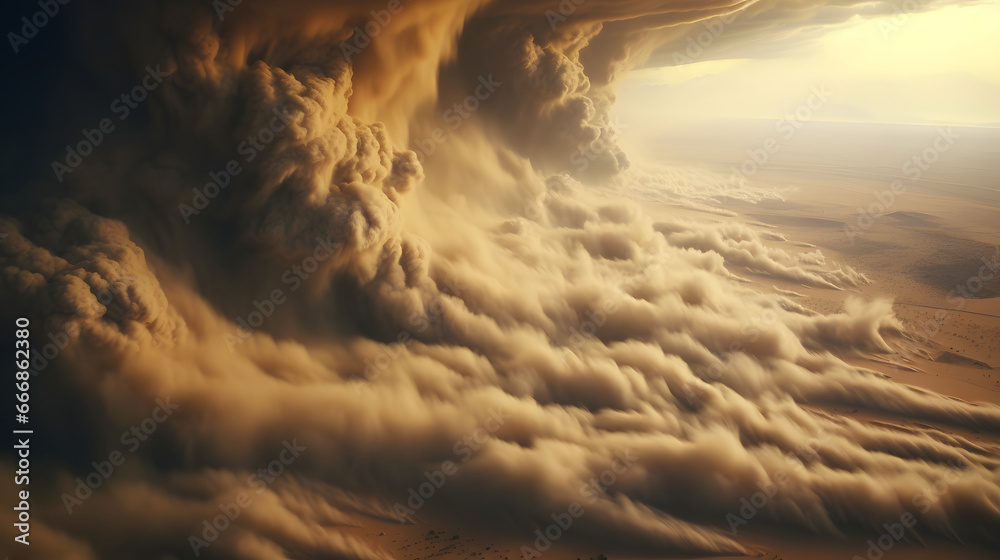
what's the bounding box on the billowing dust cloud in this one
[2,1,998,559]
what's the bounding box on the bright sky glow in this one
[620,2,1000,126]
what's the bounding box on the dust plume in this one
[1,1,998,559]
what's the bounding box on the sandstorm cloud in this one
[1,1,998,559]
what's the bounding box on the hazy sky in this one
[619,2,1000,126]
